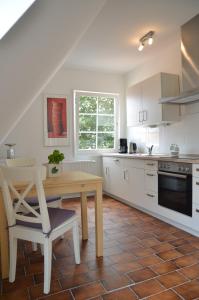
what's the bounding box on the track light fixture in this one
[138,31,155,51]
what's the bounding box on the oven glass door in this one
[158,171,192,217]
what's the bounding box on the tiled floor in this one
[2,196,199,299]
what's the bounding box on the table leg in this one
[95,183,103,257]
[80,192,88,240]
[0,191,9,278]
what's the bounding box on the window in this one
[75,91,118,151]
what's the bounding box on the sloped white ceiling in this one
[65,0,199,74]
[0,0,106,144]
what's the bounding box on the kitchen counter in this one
[102,153,199,164]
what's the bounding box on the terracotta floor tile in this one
[29,280,61,300]
[137,255,163,267]
[170,238,189,247]
[140,238,161,247]
[59,263,89,277]
[157,271,188,288]
[176,243,198,255]
[179,263,199,279]
[102,287,137,300]
[2,275,34,293]
[72,281,105,300]
[146,289,182,300]
[39,290,73,300]
[60,273,92,290]
[128,267,157,283]
[174,254,198,268]
[112,261,142,273]
[132,247,155,257]
[109,252,137,264]
[151,261,179,275]
[155,234,177,242]
[157,249,182,261]
[131,278,165,298]
[0,288,29,300]
[88,267,119,281]
[101,273,132,291]
[174,279,199,299]
[87,257,113,270]
[152,242,174,253]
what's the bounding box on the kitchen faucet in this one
[147,145,154,155]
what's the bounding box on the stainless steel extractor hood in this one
[160,14,199,104]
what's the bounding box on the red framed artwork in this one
[44,95,70,146]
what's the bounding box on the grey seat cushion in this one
[26,195,61,206]
[16,208,76,232]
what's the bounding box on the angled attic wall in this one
[0,0,106,144]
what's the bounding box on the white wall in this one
[0,0,106,145]
[2,68,125,171]
[125,32,199,154]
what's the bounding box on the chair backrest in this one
[6,158,36,167]
[0,166,50,234]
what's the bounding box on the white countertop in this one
[102,153,199,164]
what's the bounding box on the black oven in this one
[158,162,192,217]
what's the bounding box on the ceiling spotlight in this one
[148,36,153,45]
[138,31,155,51]
[138,42,144,51]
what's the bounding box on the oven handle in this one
[158,171,187,179]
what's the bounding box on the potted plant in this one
[47,149,65,177]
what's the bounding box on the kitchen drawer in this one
[144,192,157,210]
[193,164,199,178]
[144,160,158,171]
[123,158,144,169]
[193,176,199,204]
[145,170,158,192]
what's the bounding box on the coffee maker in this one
[118,138,128,153]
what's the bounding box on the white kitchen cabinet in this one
[126,83,142,127]
[123,159,145,206]
[102,157,127,200]
[127,72,180,127]
[102,156,145,205]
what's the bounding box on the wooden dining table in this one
[0,171,103,279]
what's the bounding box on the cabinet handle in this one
[113,159,119,162]
[146,173,154,177]
[196,209,199,213]
[123,169,128,180]
[146,163,155,166]
[143,110,147,121]
[196,182,199,185]
[146,193,155,198]
[196,168,199,172]
[139,111,142,122]
[105,167,108,175]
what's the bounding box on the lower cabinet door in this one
[126,167,145,206]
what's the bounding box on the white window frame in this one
[74,90,119,154]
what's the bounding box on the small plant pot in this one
[46,163,63,177]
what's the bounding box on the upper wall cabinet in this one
[127,73,180,127]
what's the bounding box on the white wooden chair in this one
[6,158,62,209]
[6,158,64,251]
[0,166,80,294]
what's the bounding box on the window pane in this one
[79,115,96,131]
[98,115,114,131]
[79,96,97,113]
[98,97,114,114]
[97,133,114,149]
[79,133,96,149]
